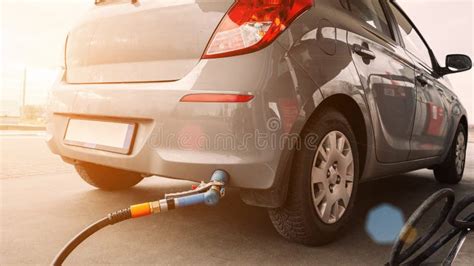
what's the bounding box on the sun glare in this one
[1,0,92,117]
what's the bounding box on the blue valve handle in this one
[176,170,229,207]
[155,170,229,211]
[209,169,230,184]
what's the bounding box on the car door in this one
[387,2,451,159]
[346,0,417,163]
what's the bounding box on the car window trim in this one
[405,49,433,73]
[347,0,398,44]
[379,0,402,46]
[361,23,397,48]
[378,0,402,45]
[385,0,439,74]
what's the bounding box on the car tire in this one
[433,124,467,184]
[268,108,360,245]
[75,162,144,190]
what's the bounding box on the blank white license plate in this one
[64,119,136,154]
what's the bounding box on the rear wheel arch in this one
[268,106,362,244]
[308,94,369,179]
[240,93,371,208]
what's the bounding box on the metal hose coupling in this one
[127,170,230,217]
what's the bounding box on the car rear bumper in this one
[47,112,277,189]
[46,46,311,190]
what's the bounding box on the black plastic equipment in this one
[388,188,474,265]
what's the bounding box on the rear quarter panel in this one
[276,0,376,180]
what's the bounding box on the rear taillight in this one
[202,0,313,59]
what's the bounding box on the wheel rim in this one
[455,131,466,175]
[311,131,354,224]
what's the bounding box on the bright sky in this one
[1,0,92,68]
[1,0,92,113]
[398,0,474,121]
[1,0,473,120]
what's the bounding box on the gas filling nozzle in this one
[129,170,229,217]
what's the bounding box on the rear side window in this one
[350,0,392,38]
[389,3,432,67]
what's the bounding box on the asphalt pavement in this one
[1,132,473,265]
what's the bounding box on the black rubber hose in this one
[52,208,131,266]
[388,189,455,265]
[443,228,471,265]
[406,214,474,265]
[448,194,474,229]
[405,226,462,265]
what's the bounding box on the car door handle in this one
[437,88,446,97]
[416,74,429,87]
[353,44,376,60]
[438,89,456,101]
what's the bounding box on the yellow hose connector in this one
[130,203,151,218]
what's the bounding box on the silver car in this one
[47,0,471,245]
